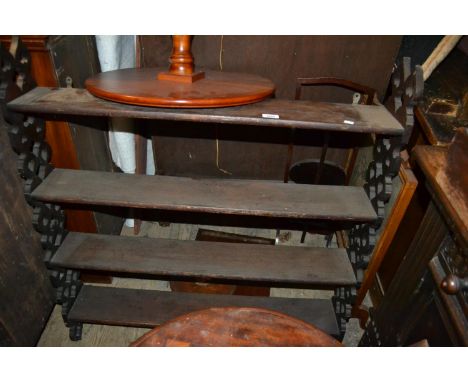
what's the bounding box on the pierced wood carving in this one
[385,57,424,146]
[333,134,402,337]
[337,58,423,341]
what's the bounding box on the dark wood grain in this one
[68,285,339,337]
[414,145,468,246]
[51,232,356,287]
[170,228,274,296]
[8,87,403,135]
[376,161,431,293]
[86,68,275,108]
[0,114,55,346]
[360,160,418,317]
[130,307,342,347]
[32,168,377,222]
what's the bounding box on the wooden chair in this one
[288,77,377,243]
[291,76,377,186]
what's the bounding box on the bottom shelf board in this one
[68,285,339,337]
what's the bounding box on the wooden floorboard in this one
[51,232,356,287]
[32,169,377,222]
[68,285,339,337]
[8,87,404,135]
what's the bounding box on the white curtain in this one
[95,35,155,227]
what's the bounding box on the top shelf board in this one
[8,87,404,135]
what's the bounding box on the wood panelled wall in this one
[141,36,402,180]
[0,36,123,234]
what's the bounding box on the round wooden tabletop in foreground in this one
[85,68,275,108]
[130,307,342,347]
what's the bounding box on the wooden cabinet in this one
[361,131,468,346]
[368,44,468,307]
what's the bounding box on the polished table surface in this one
[130,307,342,347]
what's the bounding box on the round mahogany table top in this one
[85,68,275,108]
[130,307,342,347]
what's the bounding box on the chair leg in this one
[279,128,296,244]
[300,230,307,243]
[314,132,330,185]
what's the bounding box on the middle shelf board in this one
[32,169,377,223]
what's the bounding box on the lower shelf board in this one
[68,285,339,337]
[52,232,356,288]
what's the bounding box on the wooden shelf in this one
[8,78,400,342]
[51,232,356,288]
[8,87,404,135]
[32,169,377,223]
[68,285,340,337]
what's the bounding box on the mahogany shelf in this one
[85,68,276,108]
